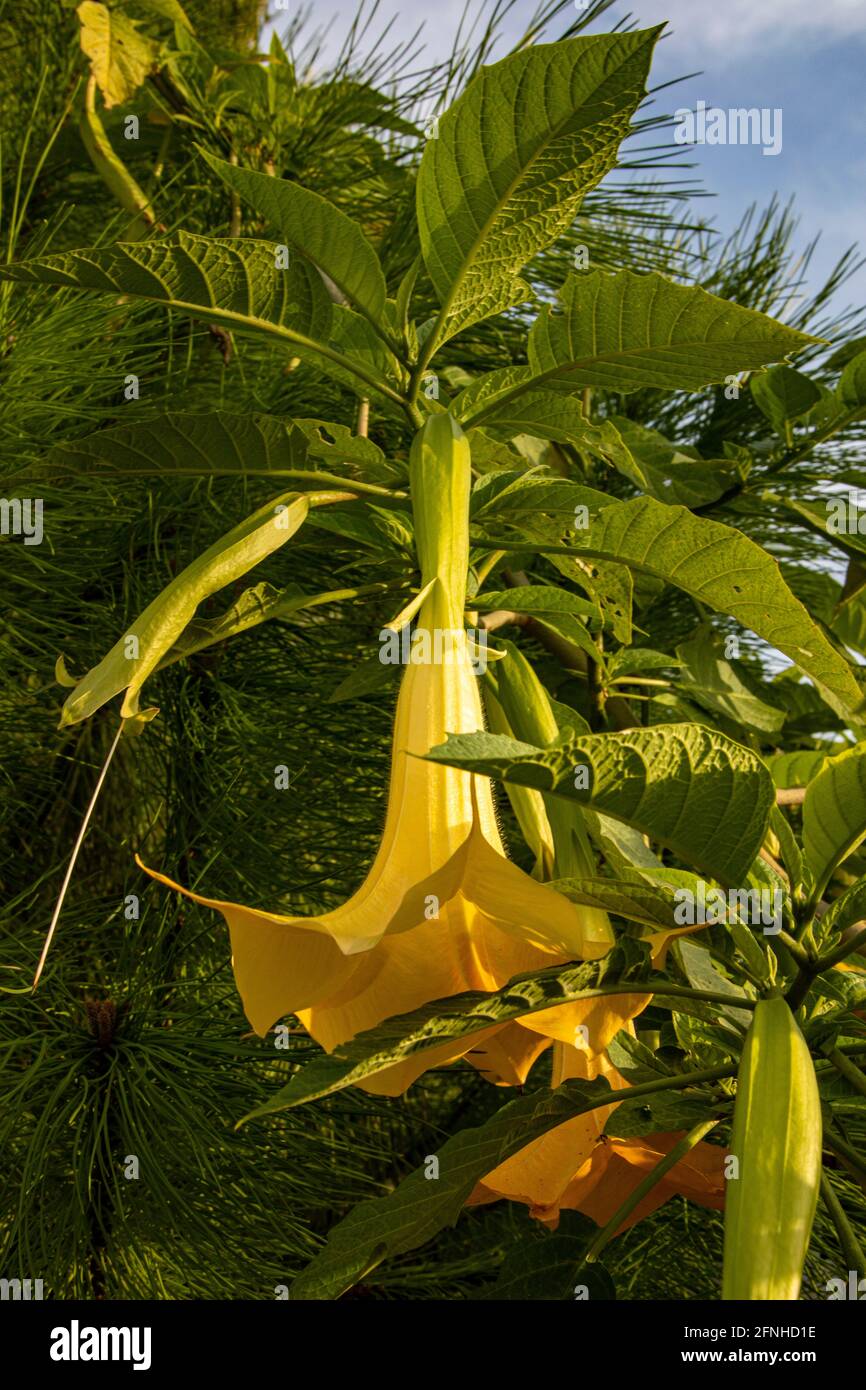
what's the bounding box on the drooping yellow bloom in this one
[138,415,622,1093]
[468,1035,726,1229]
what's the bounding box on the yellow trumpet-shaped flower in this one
[468,1035,726,1230]
[139,415,618,1093]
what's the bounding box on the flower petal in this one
[135,858,358,1034]
[559,1132,727,1234]
[467,1046,628,1215]
[464,1023,553,1086]
[298,897,564,1054]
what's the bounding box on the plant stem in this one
[584,1119,720,1263]
[35,719,125,988]
[820,1169,866,1279]
[473,550,506,589]
[824,1131,866,1183]
[817,924,866,972]
[827,1048,866,1099]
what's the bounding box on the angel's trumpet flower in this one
[468,1035,726,1230]
[140,415,617,1093]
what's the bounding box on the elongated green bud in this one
[409,413,471,631]
[484,639,614,950]
[722,995,821,1300]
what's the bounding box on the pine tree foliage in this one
[1,0,865,1302]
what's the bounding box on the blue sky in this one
[266,0,866,315]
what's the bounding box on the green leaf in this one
[133,0,194,29]
[605,1090,716,1138]
[568,496,863,720]
[477,1217,611,1300]
[472,584,600,625]
[77,0,160,108]
[818,879,866,939]
[425,722,775,884]
[675,940,751,1029]
[59,491,311,726]
[160,580,383,666]
[767,749,829,788]
[0,231,338,359]
[607,648,679,679]
[768,805,806,898]
[551,875,686,929]
[416,29,660,340]
[838,349,866,409]
[200,150,389,325]
[609,416,741,507]
[474,393,736,508]
[676,625,785,735]
[40,410,401,488]
[769,493,866,560]
[307,501,413,556]
[522,271,818,400]
[471,468,609,521]
[750,365,822,434]
[327,654,400,704]
[802,743,866,900]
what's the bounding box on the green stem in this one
[824,1131,866,1182]
[584,1119,720,1264]
[473,550,506,590]
[820,1169,866,1278]
[775,929,812,969]
[528,981,759,1012]
[817,924,866,972]
[787,923,866,1009]
[827,1048,866,1100]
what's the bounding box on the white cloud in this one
[635,0,866,56]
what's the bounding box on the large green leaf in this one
[802,743,866,900]
[201,149,389,325]
[458,272,817,425]
[0,233,405,388]
[39,411,402,489]
[416,29,660,340]
[59,490,312,726]
[426,722,775,883]
[566,496,863,720]
[529,271,818,393]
